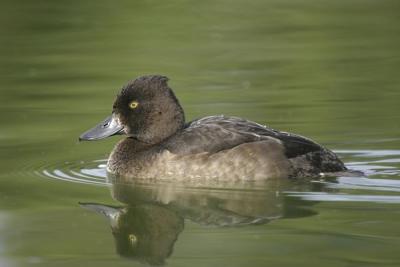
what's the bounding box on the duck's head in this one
[79,75,185,144]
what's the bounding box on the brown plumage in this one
[80,75,347,181]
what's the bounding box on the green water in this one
[1,0,400,266]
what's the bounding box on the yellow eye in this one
[129,101,139,109]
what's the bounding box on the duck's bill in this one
[79,114,124,141]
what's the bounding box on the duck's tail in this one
[288,149,351,179]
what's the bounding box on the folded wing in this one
[165,115,323,158]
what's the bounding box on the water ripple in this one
[36,159,108,186]
[36,150,400,204]
[285,192,400,204]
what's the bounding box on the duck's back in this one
[163,115,347,178]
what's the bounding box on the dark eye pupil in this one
[130,101,138,108]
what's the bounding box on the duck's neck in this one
[107,137,160,175]
[116,137,155,154]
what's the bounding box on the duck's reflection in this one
[81,177,319,265]
[81,202,183,265]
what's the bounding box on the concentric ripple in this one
[36,159,109,186]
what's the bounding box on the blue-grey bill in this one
[79,114,124,141]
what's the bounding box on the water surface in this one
[1,0,400,266]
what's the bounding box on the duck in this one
[79,75,347,181]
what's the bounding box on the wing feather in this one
[165,115,322,158]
